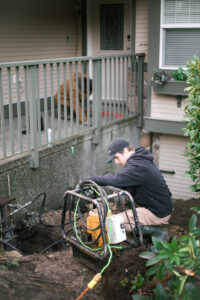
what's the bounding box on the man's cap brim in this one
[107,155,114,163]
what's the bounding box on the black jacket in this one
[90,146,172,218]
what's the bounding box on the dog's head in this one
[76,73,92,95]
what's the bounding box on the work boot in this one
[139,225,170,243]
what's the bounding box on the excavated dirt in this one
[0,198,200,300]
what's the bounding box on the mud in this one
[0,198,200,300]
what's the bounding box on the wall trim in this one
[144,117,186,136]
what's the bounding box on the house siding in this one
[159,135,198,200]
[0,0,81,62]
[0,0,82,104]
[147,0,198,200]
[135,0,148,61]
[151,91,186,121]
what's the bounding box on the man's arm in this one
[90,163,145,187]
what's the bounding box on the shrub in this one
[183,56,200,194]
[131,215,200,299]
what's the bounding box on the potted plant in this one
[152,70,170,85]
[172,67,187,81]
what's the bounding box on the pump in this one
[61,180,143,268]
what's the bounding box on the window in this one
[100,4,124,50]
[160,0,200,68]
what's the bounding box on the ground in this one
[0,198,200,300]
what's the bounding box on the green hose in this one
[73,186,122,275]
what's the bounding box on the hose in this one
[74,180,119,300]
[73,180,109,248]
[38,193,76,253]
[39,193,71,228]
[76,287,89,300]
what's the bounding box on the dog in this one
[54,72,92,123]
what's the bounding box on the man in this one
[90,137,172,232]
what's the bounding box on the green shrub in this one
[131,215,200,299]
[183,56,200,194]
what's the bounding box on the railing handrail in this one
[0,53,145,68]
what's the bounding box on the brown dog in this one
[54,72,92,123]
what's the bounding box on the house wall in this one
[159,135,198,200]
[151,96,197,199]
[135,0,148,61]
[146,0,198,200]
[0,0,82,62]
[0,0,82,104]
[151,91,186,121]
[150,91,197,200]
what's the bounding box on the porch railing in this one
[0,53,145,167]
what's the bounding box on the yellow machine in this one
[87,209,112,246]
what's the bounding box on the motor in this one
[61,180,143,262]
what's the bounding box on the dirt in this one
[0,198,200,300]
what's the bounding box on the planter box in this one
[151,80,188,96]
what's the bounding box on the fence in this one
[0,53,145,167]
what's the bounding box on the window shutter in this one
[164,28,200,66]
[164,0,200,24]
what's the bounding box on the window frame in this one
[159,0,200,69]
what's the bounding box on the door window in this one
[100,3,124,50]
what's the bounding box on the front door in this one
[87,0,131,56]
[87,0,133,118]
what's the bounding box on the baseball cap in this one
[107,138,130,163]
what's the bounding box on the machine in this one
[61,179,143,269]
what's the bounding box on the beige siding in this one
[151,90,186,121]
[159,135,198,200]
[135,0,148,61]
[0,0,81,62]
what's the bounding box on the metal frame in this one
[61,183,143,261]
[0,193,46,254]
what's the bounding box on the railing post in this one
[137,55,145,128]
[92,59,102,144]
[28,65,39,168]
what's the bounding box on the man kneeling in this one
[89,138,172,237]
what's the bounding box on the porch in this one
[0,53,145,167]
